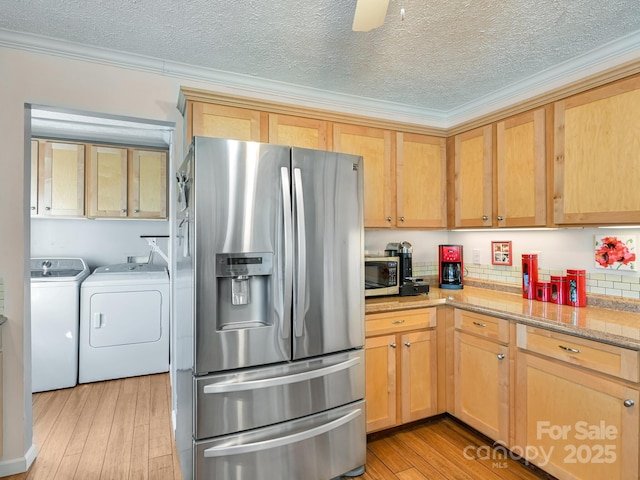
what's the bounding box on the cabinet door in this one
[365,335,397,433]
[192,103,264,143]
[38,141,85,217]
[333,124,393,228]
[516,352,639,480]
[30,140,38,215]
[396,133,447,228]
[268,114,330,150]
[454,125,493,227]
[554,75,640,225]
[496,108,546,227]
[400,330,437,423]
[454,331,509,443]
[87,146,128,218]
[129,149,167,219]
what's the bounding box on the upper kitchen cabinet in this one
[453,125,493,228]
[333,124,394,228]
[396,133,447,228]
[190,102,267,144]
[37,141,85,217]
[30,140,39,215]
[87,146,168,219]
[554,75,640,225]
[496,108,547,227]
[268,114,330,150]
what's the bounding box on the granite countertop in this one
[366,286,640,350]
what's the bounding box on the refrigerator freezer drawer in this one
[194,400,366,480]
[194,349,364,439]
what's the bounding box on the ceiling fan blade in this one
[352,0,390,32]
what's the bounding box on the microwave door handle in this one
[293,167,306,338]
[281,167,293,340]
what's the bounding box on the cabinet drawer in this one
[365,308,436,336]
[455,309,509,344]
[517,324,640,382]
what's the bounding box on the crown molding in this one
[2,28,640,133]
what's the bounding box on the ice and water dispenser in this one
[215,252,273,330]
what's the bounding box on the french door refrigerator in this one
[173,137,366,480]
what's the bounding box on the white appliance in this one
[79,263,169,383]
[31,257,90,392]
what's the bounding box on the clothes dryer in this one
[79,263,169,383]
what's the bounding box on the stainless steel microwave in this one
[364,256,399,297]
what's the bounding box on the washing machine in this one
[31,257,90,392]
[79,263,169,383]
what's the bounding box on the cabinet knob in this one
[31,206,36,211]
[624,399,635,408]
[390,343,397,349]
[121,209,127,214]
[45,206,51,211]
[400,216,405,222]
[134,209,140,213]
[482,215,489,221]
[497,216,504,221]
[404,341,411,347]
[386,216,392,222]
[497,353,505,360]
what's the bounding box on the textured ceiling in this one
[2,0,640,120]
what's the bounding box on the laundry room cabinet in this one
[86,146,168,219]
[36,140,86,217]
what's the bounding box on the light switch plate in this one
[472,248,481,264]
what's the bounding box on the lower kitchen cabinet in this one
[453,310,510,444]
[364,308,437,433]
[516,325,640,480]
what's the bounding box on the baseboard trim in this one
[0,444,37,476]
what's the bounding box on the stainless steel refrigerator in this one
[173,137,366,480]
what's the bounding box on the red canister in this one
[566,269,587,307]
[550,275,567,305]
[535,282,551,302]
[522,254,538,299]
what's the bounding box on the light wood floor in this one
[6,373,553,480]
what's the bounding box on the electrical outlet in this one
[472,248,481,264]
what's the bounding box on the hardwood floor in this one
[6,374,553,480]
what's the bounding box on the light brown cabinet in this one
[30,140,39,215]
[453,125,493,228]
[516,325,640,480]
[269,114,330,150]
[554,75,640,225]
[87,146,167,219]
[453,309,510,444]
[365,308,437,433]
[396,133,447,228]
[190,102,266,144]
[496,108,547,227]
[37,140,85,217]
[333,123,394,228]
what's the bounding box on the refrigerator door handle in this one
[203,408,362,457]
[293,167,306,337]
[202,356,361,394]
[281,167,293,339]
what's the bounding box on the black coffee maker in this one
[385,242,430,296]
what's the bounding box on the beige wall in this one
[0,45,189,474]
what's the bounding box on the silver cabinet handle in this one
[624,399,635,408]
[121,209,127,214]
[497,216,504,221]
[497,354,505,360]
[390,343,397,348]
[391,319,405,325]
[31,206,36,211]
[203,357,360,394]
[45,206,51,211]
[404,342,411,347]
[134,209,140,213]
[400,216,405,222]
[204,409,361,457]
[559,345,581,354]
[386,216,392,222]
[473,321,487,328]
[482,215,489,221]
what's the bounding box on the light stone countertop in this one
[366,286,640,350]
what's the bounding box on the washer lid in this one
[30,258,89,281]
